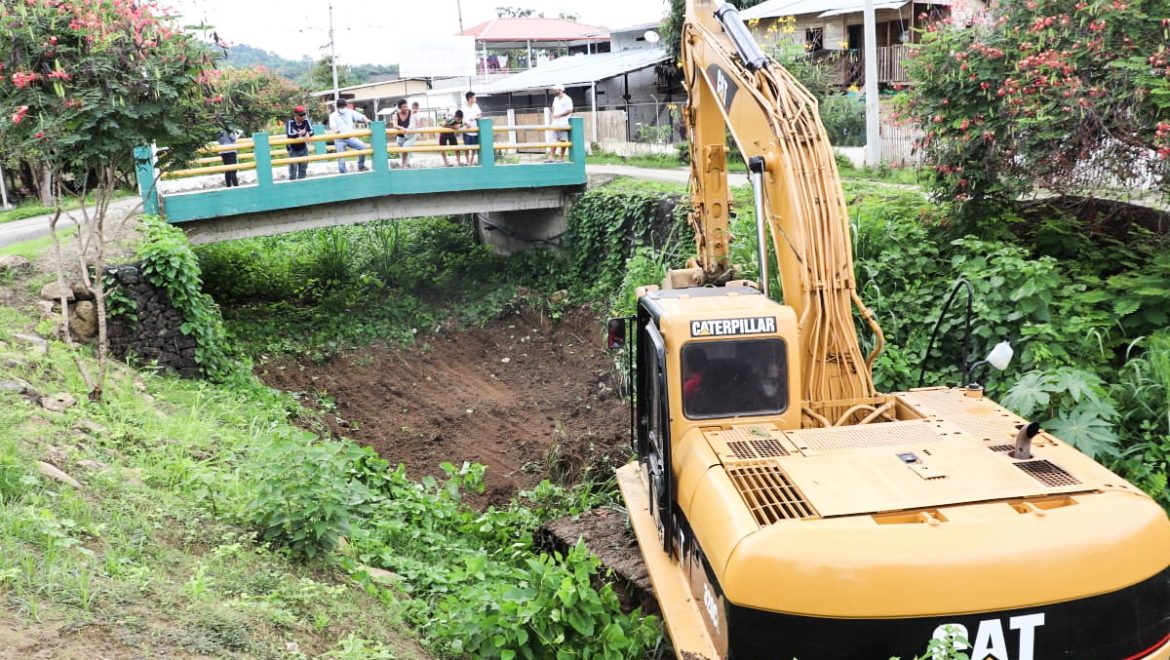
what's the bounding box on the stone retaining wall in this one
[104,264,201,378]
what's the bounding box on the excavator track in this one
[616,463,719,659]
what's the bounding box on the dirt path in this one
[258,307,633,506]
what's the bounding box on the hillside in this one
[219,43,401,89]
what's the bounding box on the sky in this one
[165,0,670,66]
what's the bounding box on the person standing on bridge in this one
[217,127,240,187]
[394,99,417,169]
[548,83,573,163]
[328,98,369,174]
[285,105,314,180]
[462,91,482,166]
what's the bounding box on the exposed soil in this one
[257,306,634,508]
[259,305,657,615]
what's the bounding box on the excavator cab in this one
[620,283,802,562]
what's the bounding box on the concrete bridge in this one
[134,118,586,248]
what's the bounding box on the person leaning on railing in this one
[328,98,369,173]
[285,105,313,180]
[440,110,465,167]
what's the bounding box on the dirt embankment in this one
[258,307,633,506]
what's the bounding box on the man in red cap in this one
[285,105,314,180]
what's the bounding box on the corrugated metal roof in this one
[458,17,609,42]
[819,1,908,17]
[741,0,861,20]
[742,0,945,19]
[476,48,667,95]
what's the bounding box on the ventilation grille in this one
[988,444,1015,453]
[792,421,945,451]
[1015,460,1080,487]
[726,463,815,525]
[727,438,788,459]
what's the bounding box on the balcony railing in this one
[813,44,910,86]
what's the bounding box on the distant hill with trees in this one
[219,43,400,89]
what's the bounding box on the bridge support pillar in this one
[475,199,574,256]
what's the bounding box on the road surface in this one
[0,198,143,249]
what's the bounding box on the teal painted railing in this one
[134,117,586,225]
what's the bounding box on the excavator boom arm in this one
[680,0,885,423]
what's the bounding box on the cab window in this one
[681,339,787,419]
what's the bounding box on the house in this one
[311,78,432,119]
[458,17,611,77]
[469,21,675,147]
[741,0,984,87]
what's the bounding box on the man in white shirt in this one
[462,91,482,166]
[549,83,573,162]
[327,98,369,173]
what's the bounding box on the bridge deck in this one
[135,118,586,234]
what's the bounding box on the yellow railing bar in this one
[163,161,258,179]
[268,149,374,166]
[199,123,569,155]
[166,148,375,179]
[194,152,257,165]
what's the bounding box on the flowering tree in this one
[216,66,316,134]
[0,0,220,398]
[902,0,1170,219]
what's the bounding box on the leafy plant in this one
[425,541,659,659]
[0,439,38,504]
[1001,368,1119,458]
[246,432,377,560]
[901,0,1170,222]
[127,215,235,381]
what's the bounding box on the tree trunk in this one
[38,164,53,206]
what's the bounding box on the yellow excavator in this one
[609,0,1170,657]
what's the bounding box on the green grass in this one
[195,217,575,363]
[0,308,431,658]
[586,151,686,170]
[0,203,52,225]
[588,148,926,183]
[0,226,78,259]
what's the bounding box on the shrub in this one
[901,0,1170,223]
[426,541,659,659]
[246,433,377,560]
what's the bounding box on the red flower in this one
[12,105,29,124]
[34,131,45,139]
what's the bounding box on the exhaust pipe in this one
[748,156,769,297]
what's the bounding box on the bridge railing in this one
[133,117,586,223]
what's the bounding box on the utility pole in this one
[863,0,881,167]
[329,1,340,104]
[456,0,464,33]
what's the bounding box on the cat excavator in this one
[610,1,1170,657]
